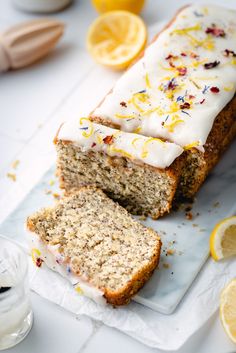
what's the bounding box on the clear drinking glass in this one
[0,236,33,350]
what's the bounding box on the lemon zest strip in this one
[164,115,184,133]
[96,134,103,144]
[223,84,235,92]
[31,248,41,265]
[115,113,136,119]
[109,146,133,159]
[171,23,201,35]
[141,106,165,116]
[141,138,165,158]
[129,92,149,113]
[131,137,142,149]
[133,126,142,134]
[184,141,200,150]
[145,73,151,88]
[79,117,94,138]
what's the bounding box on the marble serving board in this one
[0,140,236,314]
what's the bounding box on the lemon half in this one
[220,279,236,343]
[91,0,145,14]
[86,11,147,70]
[210,216,236,261]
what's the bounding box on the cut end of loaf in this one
[55,140,183,219]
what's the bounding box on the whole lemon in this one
[91,0,145,14]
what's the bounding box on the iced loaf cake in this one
[91,4,236,199]
[55,3,236,217]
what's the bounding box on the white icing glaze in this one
[27,232,107,306]
[93,4,236,150]
[58,118,183,169]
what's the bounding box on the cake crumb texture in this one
[27,187,161,305]
[55,141,183,219]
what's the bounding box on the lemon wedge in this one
[210,216,236,261]
[91,0,145,15]
[220,278,236,343]
[86,11,147,70]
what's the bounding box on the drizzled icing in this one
[28,232,107,306]
[93,4,236,151]
[58,118,183,169]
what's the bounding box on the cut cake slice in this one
[54,120,184,219]
[27,187,162,306]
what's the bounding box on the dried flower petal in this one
[210,86,220,93]
[205,25,225,37]
[177,66,187,76]
[165,54,178,60]
[166,78,177,91]
[204,60,220,69]
[190,52,199,59]
[176,95,185,103]
[180,102,191,109]
[202,85,210,94]
[36,258,43,267]
[103,135,114,144]
[223,49,236,57]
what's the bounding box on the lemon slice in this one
[220,278,236,343]
[86,11,147,70]
[210,216,236,261]
[91,0,145,14]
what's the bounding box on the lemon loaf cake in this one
[55,120,184,218]
[27,187,161,306]
[91,4,236,199]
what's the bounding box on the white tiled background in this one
[1,0,236,352]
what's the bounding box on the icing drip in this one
[58,119,183,169]
[28,232,107,306]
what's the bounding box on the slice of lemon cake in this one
[27,187,161,306]
[91,4,236,199]
[54,119,184,219]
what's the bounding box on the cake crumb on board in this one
[163,263,170,269]
[11,160,20,169]
[167,249,175,256]
[7,173,16,182]
[49,180,55,186]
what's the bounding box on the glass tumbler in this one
[0,236,33,350]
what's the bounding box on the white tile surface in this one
[76,314,236,353]
[5,292,94,353]
[80,325,155,353]
[1,0,236,352]
[0,49,94,141]
[0,134,24,174]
